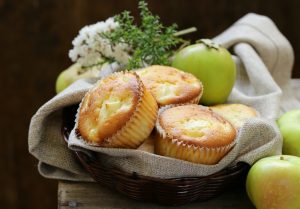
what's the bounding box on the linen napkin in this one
[29,13,298,181]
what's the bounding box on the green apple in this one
[172,39,236,105]
[246,155,300,209]
[55,63,99,93]
[277,109,300,157]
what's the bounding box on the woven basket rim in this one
[62,104,249,180]
[62,104,249,205]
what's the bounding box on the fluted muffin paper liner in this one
[155,104,237,164]
[74,71,158,148]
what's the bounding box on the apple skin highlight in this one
[277,109,300,157]
[172,42,236,106]
[55,63,99,93]
[246,155,300,209]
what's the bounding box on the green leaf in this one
[102,0,182,70]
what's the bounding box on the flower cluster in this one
[68,18,132,68]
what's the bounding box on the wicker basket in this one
[62,104,249,206]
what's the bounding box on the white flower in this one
[69,17,132,67]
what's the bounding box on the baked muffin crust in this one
[159,105,236,147]
[210,103,259,129]
[136,65,203,106]
[155,104,236,164]
[78,71,158,147]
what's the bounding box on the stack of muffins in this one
[77,65,259,165]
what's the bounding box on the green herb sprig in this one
[102,1,183,70]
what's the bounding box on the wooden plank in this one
[58,181,255,209]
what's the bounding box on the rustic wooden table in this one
[57,80,300,209]
[58,181,255,209]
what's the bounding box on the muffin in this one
[210,104,259,129]
[77,71,158,148]
[136,65,203,106]
[155,104,236,164]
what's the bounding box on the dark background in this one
[1,0,299,208]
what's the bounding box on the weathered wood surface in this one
[58,181,255,209]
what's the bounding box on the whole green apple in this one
[172,39,236,105]
[246,155,300,209]
[55,63,99,93]
[277,109,300,157]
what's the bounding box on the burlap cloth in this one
[28,13,299,181]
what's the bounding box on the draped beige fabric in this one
[28,13,299,181]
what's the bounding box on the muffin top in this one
[78,72,142,143]
[136,65,203,106]
[210,103,259,129]
[158,104,236,148]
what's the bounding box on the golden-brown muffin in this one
[210,104,259,129]
[136,65,203,106]
[77,71,158,148]
[155,104,236,164]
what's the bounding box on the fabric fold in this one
[213,13,299,112]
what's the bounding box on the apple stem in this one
[196,39,220,50]
[280,156,284,160]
